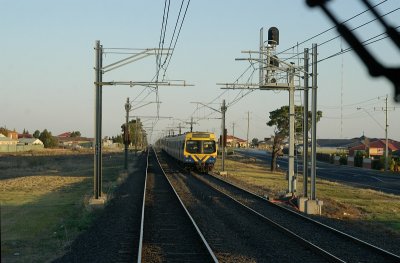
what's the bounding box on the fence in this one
[0,144,44,153]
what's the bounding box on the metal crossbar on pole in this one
[92,40,191,200]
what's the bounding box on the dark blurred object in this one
[306,0,400,102]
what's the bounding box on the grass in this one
[0,151,126,263]
[215,155,400,233]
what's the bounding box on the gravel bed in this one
[159,153,329,262]
[52,153,147,263]
[141,150,216,262]
[199,172,400,262]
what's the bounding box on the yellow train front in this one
[160,132,217,172]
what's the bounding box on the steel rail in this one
[137,148,149,262]
[152,148,219,263]
[206,171,400,262]
[189,171,345,263]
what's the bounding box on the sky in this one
[2,0,400,143]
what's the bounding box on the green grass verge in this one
[215,155,400,233]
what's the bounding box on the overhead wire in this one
[162,0,191,80]
[276,0,388,57]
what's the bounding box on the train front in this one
[183,132,217,172]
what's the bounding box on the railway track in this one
[194,171,400,262]
[158,151,337,262]
[157,150,400,262]
[137,148,217,262]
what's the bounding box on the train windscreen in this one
[186,140,201,153]
[202,141,216,154]
[186,140,216,154]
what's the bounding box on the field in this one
[214,154,400,233]
[0,149,126,263]
[1,149,399,262]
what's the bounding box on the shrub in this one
[339,155,347,165]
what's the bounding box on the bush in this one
[339,155,347,165]
[372,159,382,170]
[354,151,365,167]
[316,153,331,163]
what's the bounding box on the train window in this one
[186,140,201,153]
[203,141,216,154]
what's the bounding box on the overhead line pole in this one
[303,48,309,198]
[92,40,191,201]
[124,98,131,170]
[221,100,227,172]
[311,43,318,200]
[94,40,102,199]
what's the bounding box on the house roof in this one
[18,138,44,145]
[0,137,17,142]
[226,135,246,142]
[316,139,359,148]
[57,132,72,138]
[349,139,400,151]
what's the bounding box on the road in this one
[234,148,400,195]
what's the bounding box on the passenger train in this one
[158,132,217,172]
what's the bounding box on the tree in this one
[70,131,81,137]
[39,129,59,148]
[112,135,123,144]
[22,128,29,134]
[33,130,40,139]
[267,105,322,171]
[0,127,9,136]
[251,138,259,147]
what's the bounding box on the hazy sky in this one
[2,0,400,143]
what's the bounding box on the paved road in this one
[234,148,400,195]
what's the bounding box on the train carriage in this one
[159,132,217,172]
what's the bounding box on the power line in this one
[314,23,400,65]
[162,0,191,79]
[162,0,185,68]
[281,7,399,63]
[277,0,389,56]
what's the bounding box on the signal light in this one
[268,27,279,45]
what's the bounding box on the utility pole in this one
[288,65,296,196]
[135,117,139,153]
[124,98,131,170]
[246,111,250,148]
[94,40,102,199]
[92,40,192,202]
[221,100,227,172]
[232,122,236,148]
[310,43,318,200]
[217,27,299,196]
[384,95,389,172]
[303,48,309,198]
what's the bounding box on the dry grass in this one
[0,151,125,263]
[215,154,400,233]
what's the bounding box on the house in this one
[0,133,18,145]
[7,130,18,140]
[349,139,400,157]
[57,135,93,149]
[57,132,72,138]
[258,137,274,150]
[18,138,44,146]
[226,135,247,148]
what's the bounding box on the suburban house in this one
[258,137,274,150]
[57,132,93,149]
[349,138,400,158]
[0,133,18,146]
[226,135,247,148]
[18,138,44,146]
